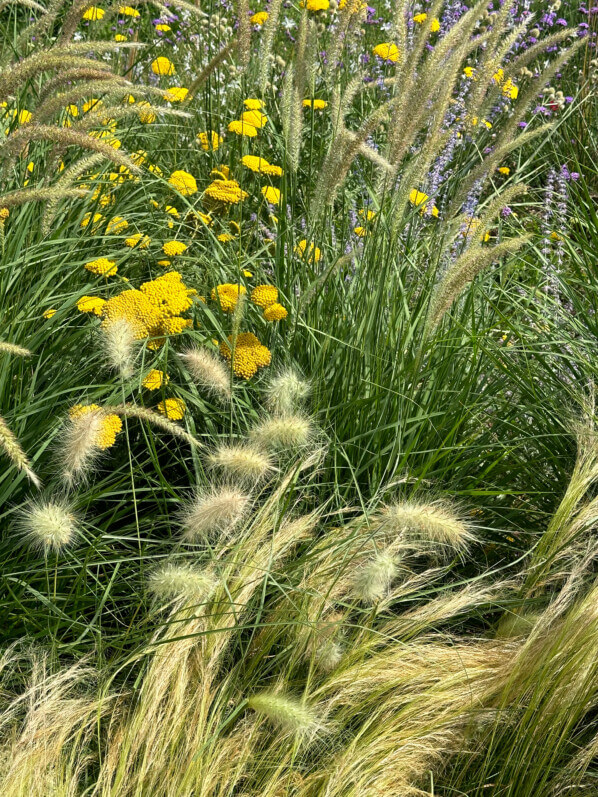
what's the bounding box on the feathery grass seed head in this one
[148,563,216,603]
[352,551,397,603]
[180,487,250,541]
[250,415,313,451]
[266,369,310,414]
[18,499,78,554]
[179,347,231,401]
[209,444,274,483]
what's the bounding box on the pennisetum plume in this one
[179,347,231,402]
[265,369,310,415]
[380,499,475,557]
[179,487,250,542]
[209,444,274,484]
[147,562,217,604]
[17,498,79,554]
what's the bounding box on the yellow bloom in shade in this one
[353,226,367,237]
[168,169,197,196]
[241,110,268,128]
[228,119,258,137]
[125,232,151,248]
[498,166,510,175]
[157,397,186,420]
[77,295,106,315]
[164,87,188,102]
[250,11,268,24]
[373,42,400,62]
[264,303,288,321]
[243,269,253,278]
[85,257,117,276]
[464,66,475,78]
[251,284,278,308]
[217,233,235,242]
[151,57,175,76]
[241,155,283,177]
[409,189,439,218]
[244,98,264,110]
[303,99,328,109]
[69,404,122,449]
[359,208,376,221]
[300,0,329,9]
[295,239,321,263]
[204,179,248,205]
[82,6,105,20]
[211,283,247,312]
[162,240,187,257]
[43,308,56,319]
[158,260,171,267]
[148,163,163,176]
[119,5,140,16]
[165,205,179,217]
[219,332,271,379]
[261,186,281,205]
[142,369,169,390]
[197,130,222,150]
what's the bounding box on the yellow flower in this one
[353,226,367,237]
[250,11,268,24]
[261,186,281,205]
[295,239,321,263]
[241,110,268,129]
[85,257,117,276]
[373,42,400,62]
[228,119,258,137]
[162,240,187,257]
[217,233,235,242]
[125,232,151,248]
[119,5,140,16]
[241,155,283,177]
[168,169,197,196]
[243,269,253,278]
[160,317,192,335]
[69,404,122,449]
[251,284,278,308]
[114,34,127,41]
[498,166,510,175]
[80,212,103,230]
[464,66,475,78]
[409,189,439,218]
[413,12,427,23]
[140,271,194,317]
[106,216,128,233]
[157,397,186,420]
[148,163,163,176]
[164,86,188,102]
[300,0,329,9]
[155,23,170,31]
[197,130,222,151]
[82,6,105,20]
[151,57,175,76]
[303,99,328,109]
[204,179,248,205]
[338,0,367,11]
[158,260,171,267]
[244,98,264,110]
[264,302,287,321]
[77,295,106,315]
[502,78,518,100]
[219,332,271,379]
[142,369,170,390]
[358,208,376,221]
[137,101,156,124]
[132,149,147,165]
[211,283,247,312]
[43,308,56,319]
[430,17,440,32]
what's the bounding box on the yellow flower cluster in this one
[82,6,104,20]
[413,12,440,31]
[302,99,328,109]
[151,57,175,76]
[168,170,197,196]
[250,10,268,24]
[219,333,271,379]
[204,179,248,206]
[295,239,321,263]
[157,397,186,419]
[69,404,123,449]
[164,87,188,102]
[251,285,288,322]
[228,120,258,137]
[409,189,439,218]
[85,257,117,276]
[241,155,283,177]
[197,131,222,151]
[261,186,281,205]
[162,240,187,257]
[125,233,151,249]
[142,369,169,390]
[373,42,400,62]
[300,0,329,9]
[211,283,247,312]
[77,295,106,315]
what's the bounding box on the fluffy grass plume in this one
[380,499,475,557]
[179,346,231,401]
[250,414,313,450]
[247,692,323,736]
[101,318,137,379]
[209,443,274,483]
[60,406,104,483]
[0,341,31,357]
[179,486,250,541]
[147,562,217,603]
[265,369,311,415]
[0,415,40,487]
[17,498,78,553]
[352,551,397,604]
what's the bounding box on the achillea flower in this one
[77,295,106,315]
[164,87,188,102]
[498,166,510,175]
[250,11,268,24]
[140,271,195,317]
[119,5,140,16]
[211,283,247,313]
[43,308,56,319]
[261,186,281,205]
[228,119,258,137]
[241,155,283,177]
[106,216,128,233]
[151,56,175,76]
[82,6,104,20]
[137,102,156,124]
[219,332,271,379]
[142,369,169,390]
[338,0,367,10]
[85,257,117,277]
[197,131,222,151]
[300,0,329,9]
[180,487,250,541]
[148,563,216,602]
[295,239,321,262]
[69,404,123,449]
[168,170,197,196]
[179,347,231,401]
[157,397,186,420]
[125,232,151,248]
[244,98,264,110]
[264,302,288,321]
[409,189,439,218]
[18,500,78,554]
[353,226,367,237]
[251,284,278,308]
[373,42,400,62]
[250,415,311,449]
[101,290,161,340]
[217,233,235,242]
[204,179,248,205]
[209,443,273,481]
[80,212,103,230]
[266,369,310,415]
[303,99,328,109]
[160,316,192,335]
[241,110,268,128]
[162,240,187,257]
